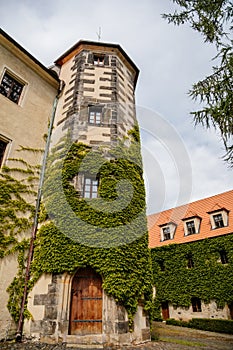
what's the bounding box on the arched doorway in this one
[69,267,102,335]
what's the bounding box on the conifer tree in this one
[163,0,233,165]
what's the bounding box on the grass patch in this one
[160,337,206,347]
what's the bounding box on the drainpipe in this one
[16,80,64,342]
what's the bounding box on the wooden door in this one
[69,267,102,335]
[161,301,170,320]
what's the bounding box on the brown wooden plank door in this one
[161,301,170,320]
[69,267,102,335]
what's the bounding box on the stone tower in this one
[25,40,152,347]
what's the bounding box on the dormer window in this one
[186,221,195,235]
[213,214,224,228]
[162,227,171,240]
[208,208,229,229]
[159,222,177,241]
[182,215,201,236]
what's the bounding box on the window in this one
[187,255,194,268]
[0,139,8,167]
[208,208,229,229]
[160,222,177,241]
[88,106,102,125]
[186,220,196,235]
[182,215,201,236]
[83,177,98,198]
[93,54,105,66]
[213,213,224,228]
[162,227,171,241]
[191,297,202,312]
[0,71,24,104]
[219,250,228,264]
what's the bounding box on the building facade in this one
[148,190,233,322]
[0,31,152,346]
[0,28,59,341]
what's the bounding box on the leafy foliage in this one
[0,148,41,321]
[163,0,233,165]
[30,128,153,327]
[151,234,233,311]
[166,317,233,334]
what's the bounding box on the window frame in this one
[162,226,171,241]
[0,69,25,104]
[182,216,201,236]
[88,106,103,126]
[213,213,224,228]
[208,208,229,229]
[187,254,194,268]
[219,250,228,264]
[191,297,202,312]
[93,54,105,66]
[82,176,99,199]
[0,135,11,168]
[159,222,177,242]
[186,220,196,235]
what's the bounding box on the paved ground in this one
[150,321,233,350]
[1,323,233,349]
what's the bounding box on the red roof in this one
[148,190,233,248]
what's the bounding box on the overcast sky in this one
[1,0,232,214]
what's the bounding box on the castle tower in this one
[25,41,152,347]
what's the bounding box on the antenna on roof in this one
[96,27,101,41]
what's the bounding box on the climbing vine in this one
[151,235,233,316]
[1,127,153,331]
[0,148,42,322]
[30,128,153,327]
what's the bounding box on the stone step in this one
[66,345,104,349]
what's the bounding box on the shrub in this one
[166,318,233,334]
[189,318,233,334]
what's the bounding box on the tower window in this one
[219,250,228,264]
[191,297,202,312]
[186,221,196,235]
[162,227,171,241]
[93,54,105,66]
[88,106,102,125]
[213,214,224,228]
[0,138,8,167]
[0,71,24,104]
[83,176,98,199]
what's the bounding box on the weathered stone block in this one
[115,321,129,334]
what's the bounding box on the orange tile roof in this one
[148,190,233,248]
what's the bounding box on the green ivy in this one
[0,149,41,321]
[1,127,153,328]
[151,235,233,312]
[31,128,153,327]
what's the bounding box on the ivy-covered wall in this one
[1,128,153,329]
[151,234,233,318]
[31,129,153,326]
